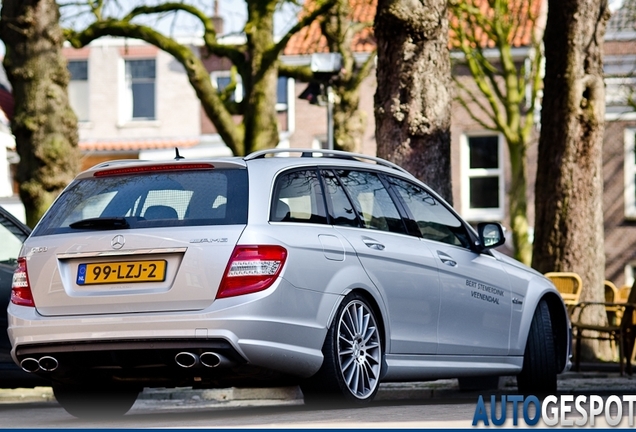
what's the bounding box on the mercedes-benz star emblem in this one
[111,235,125,250]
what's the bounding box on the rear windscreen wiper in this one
[69,217,130,230]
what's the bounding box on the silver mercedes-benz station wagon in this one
[8,149,570,418]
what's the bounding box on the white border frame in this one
[460,131,505,222]
[119,57,158,124]
[68,59,90,123]
[210,70,244,103]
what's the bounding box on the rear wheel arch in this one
[303,289,385,405]
[330,288,388,354]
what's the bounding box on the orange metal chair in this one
[605,280,621,325]
[617,285,632,303]
[545,272,583,309]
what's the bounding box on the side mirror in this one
[477,222,506,250]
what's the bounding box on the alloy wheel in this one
[336,299,382,399]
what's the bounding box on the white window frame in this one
[460,132,505,221]
[68,60,90,122]
[120,58,157,123]
[625,263,635,289]
[210,71,294,116]
[625,128,636,219]
[211,71,244,103]
[276,76,293,112]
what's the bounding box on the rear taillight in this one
[217,245,287,299]
[11,257,35,307]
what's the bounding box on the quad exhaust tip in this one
[175,352,199,368]
[20,356,58,373]
[20,358,40,373]
[199,352,221,368]
[38,356,59,372]
[175,351,229,368]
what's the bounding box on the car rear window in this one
[32,169,248,236]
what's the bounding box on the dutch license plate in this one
[76,260,167,285]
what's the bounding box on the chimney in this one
[211,0,224,36]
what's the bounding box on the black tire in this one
[517,299,557,394]
[53,383,140,419]
[302,292,383,406]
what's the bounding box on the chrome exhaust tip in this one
[175,352,199,368]
[38,356,58,372]
[20,358,40,373]
[201,352,236,368]
[199,352,221,368]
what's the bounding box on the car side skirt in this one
[382,354,523,381]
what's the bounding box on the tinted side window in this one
[270,170,327,224]
[32,169,248,236]
[336,170,406,234]
[321,170,360,227]
[389,177,470,247]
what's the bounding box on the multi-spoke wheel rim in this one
[336,300,382,399]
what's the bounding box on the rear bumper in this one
[13,338,258,388]
[8,279,341,385]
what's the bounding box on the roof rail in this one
[244,148,411,175]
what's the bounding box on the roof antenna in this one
[174,147,184,160]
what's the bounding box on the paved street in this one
[1,370,636,428]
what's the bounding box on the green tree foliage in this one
[0,0,81,227]
[321,0,376,153]
[62,0,336,156]
[449,0,543,266]
[280,0,376,153]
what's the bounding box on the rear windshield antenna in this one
[174,148,184,160]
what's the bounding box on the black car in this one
[0,205,47,388]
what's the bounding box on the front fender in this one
[513,275,571,373]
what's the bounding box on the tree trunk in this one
[374,0,452,203]
[243,2,280,154]
[0,0,80,228]
[533,0,610,360]
[508,138,532,266]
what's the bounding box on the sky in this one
[57,0,299,39]
[0,0,298,57]
[0,0,629,57]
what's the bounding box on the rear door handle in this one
[362,237,385,251]
[437,250,457,267]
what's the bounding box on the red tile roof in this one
[449,0,545,49]
[79,137,199,152]
[285,0,544,56]
[285,0,376,56]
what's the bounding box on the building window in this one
[211,71,243,103]
[276,76,288,110]
[124,59,156,120]
[625,263,636,289]
[461,133,504,221]
[210,72,290,111]
[68,60,89,122]
[624,128,636,218]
